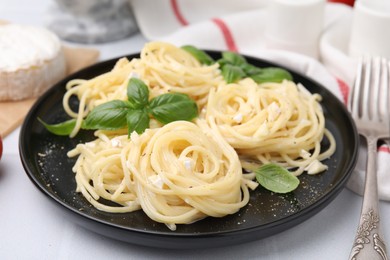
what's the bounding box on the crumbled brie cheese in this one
[305,160,328,175]
[171,62,182,71]
[255,121,269,137]
[300,119,311,126]
[111,138,122,147]
[121,87,127,97]
[130,131,140,145]
[126,161,132,169]
[267,102,281,122]
[240,103,252,114]
[148,175,164,189]
[233,113,243,123]
[128,71,140,79]
[183,159,192,170]
[299,149,311,159]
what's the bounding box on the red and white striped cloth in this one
[130,0,390,200]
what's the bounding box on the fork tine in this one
[348,57,364,118]
[369,57,390,123]
[372,57,390,124]
[361,56,372,120]
[381,58,390,131]
[370,57,381,121]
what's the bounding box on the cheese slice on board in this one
[0,22,100,137]
[0,24,67,101]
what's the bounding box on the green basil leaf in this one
[221,51,247,66]
[181,45,215,65]
[38,118,77,136]
[255,163,299,193]
[83,100,130,130]
[250,67,293,84]
[216,58,230,68]
[221,64,246,83]
[127,78,150,109]
[149,93,198,124]
[127,109,150,135]
[240,63,262,76]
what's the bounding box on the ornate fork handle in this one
[349,135,388,260]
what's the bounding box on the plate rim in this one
[18,51,359,245]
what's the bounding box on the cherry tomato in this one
[0,135,2,160]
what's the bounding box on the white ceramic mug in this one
[265,0,326,59]
[348,0,390,59]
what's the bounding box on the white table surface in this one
[1,1,389,259]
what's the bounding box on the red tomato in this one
[0,135,2,160]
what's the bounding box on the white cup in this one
[265,0,326,59]
[349,0,390,59]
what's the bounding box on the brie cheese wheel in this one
[0,24,66,101]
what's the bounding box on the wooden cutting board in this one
[0,45,100,137]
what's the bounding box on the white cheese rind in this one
[0,24,66,101]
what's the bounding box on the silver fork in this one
[348,57,389,260]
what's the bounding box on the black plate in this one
[19,51,359,249]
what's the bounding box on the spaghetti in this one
[58,41,336,229]
[203,78,336,176]
[63,42,221,137]
[68,121,255,230]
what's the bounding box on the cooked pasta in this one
[202,78,336,176]
[57,41,336,229]
[63,42,221,137]
[68,121,255,230]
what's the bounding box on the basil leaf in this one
[83,100,130,130]
[127,78,150,109]
[216,58,229,68]
[149,93,198,124]
[38,118,77,136]
[127,109,150,135]
[181,45,215,65]
[255,163,299,193]
[222,51,247,66]
[240,63,262,76]
[221,64,246,83]
[250,67,293,84]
